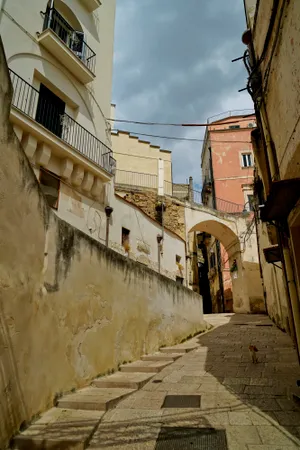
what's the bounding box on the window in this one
[176,276,183,285]
[229,125,240,129]
[176,255,181,264]
[36,83,66,138]
[248,195,255,211]
[40,169,60,209]
[122,227,130,246]
[241,153,253,168]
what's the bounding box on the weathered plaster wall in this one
[252,0,300,179]
[0,56,205,449]
[256,220,289,330]
[55,181,186,281]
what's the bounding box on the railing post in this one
[188,176,194,203]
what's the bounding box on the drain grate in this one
[153,379,163,383]
[255,324,273,327]
[155,427,228,449]
[162,395,201,409]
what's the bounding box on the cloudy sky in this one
[112,0,254,188]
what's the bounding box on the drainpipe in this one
[48,0,54,28]
[105,206,113,247]
[157,234,163,274]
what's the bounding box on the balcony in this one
[81,0,101,13]
[114,170,173,196]
[38,8,96,84]
[9,70,115,183]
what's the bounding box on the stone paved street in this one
[88,314,300,449]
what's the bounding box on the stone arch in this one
[188,218,250,313]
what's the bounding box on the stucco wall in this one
[208,116,255,207]
[54,181,186,281]
[112,130,172,184]
[0,52,205,449]
[0,0,115,146]
[252,0,300,179]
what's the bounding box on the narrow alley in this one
[86,314,300,449]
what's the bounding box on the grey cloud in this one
[112,0,253,184]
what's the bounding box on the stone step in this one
[120,360,172,373]
[141,352,183,362]
[160,344,199,354]
[12,408,103,450]
[57,387,136,411]
[93,372,154,390]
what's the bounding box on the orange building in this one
[200,111,256,312]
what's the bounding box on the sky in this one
[112,0,254,189]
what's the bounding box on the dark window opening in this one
[210,252,216,269]
[248,194,255,211]
[176,255,181,263]
[176,276,183,285]
[122,227,130,247]
[40,169,60,209]
[229,125,240,129]
[36,83,66,138]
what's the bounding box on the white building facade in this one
[0,0,186,282]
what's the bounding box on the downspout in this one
[209,147,225,312]
[105,206,113,247]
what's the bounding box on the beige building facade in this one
[243,0,300,360]
[112,129,173,196]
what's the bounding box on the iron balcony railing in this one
[9,70,115,175]
[42,7,96,74]
[190,189,244,214]
[115,170,158,190]
[114,170,174,195]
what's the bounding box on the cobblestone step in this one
[141,352,183,362]
[57,387,136,411]
[120,360,172,373]
[12,408,103,450]
[160,344,199,354]
[93,372,154,389]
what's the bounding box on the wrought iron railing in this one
[207,109,255,124]
[114,170,174,195]
[42,7,96,74]
[190,189,244,213]
[115,170,158,190]
[9,70,115,174]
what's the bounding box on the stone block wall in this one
[117,189,186,241]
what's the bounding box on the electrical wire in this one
[108,116,255,127]
[112,130,253,144]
